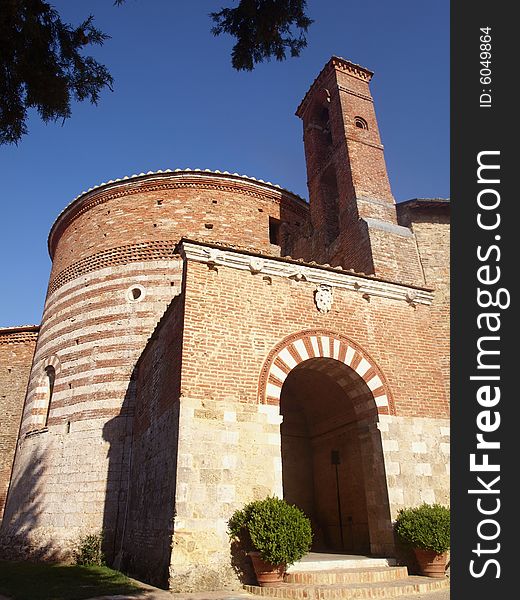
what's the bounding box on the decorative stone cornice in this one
[180,241,433,306]
[364,218,414,238]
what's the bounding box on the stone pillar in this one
[358,421,395,556]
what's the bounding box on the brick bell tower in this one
[296,56,423,285]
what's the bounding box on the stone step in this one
[245,576,449,599]
[286,554,397,573]
[284,566,409,585]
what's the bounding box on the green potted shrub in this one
[394,503,450,577]
[228,496,313,587]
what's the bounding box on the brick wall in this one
[0,327,38,522]
[48,172,310,279]
[295,57,425,286]
[0,171,308,561]
[119,291,185,588]
[150,249,450,588]
[1,260,183,559]
[180,258,447,419]
[397,202,450,399]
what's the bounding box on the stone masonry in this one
[0,57,449,591]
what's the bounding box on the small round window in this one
[126,284,146,302]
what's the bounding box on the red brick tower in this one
[296,57,423,285]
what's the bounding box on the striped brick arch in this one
[259,330,395,417]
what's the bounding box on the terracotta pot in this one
[414,548,448,577]
[248,551,286,587]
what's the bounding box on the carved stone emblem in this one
[314,284,333,313]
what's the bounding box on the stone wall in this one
[170,397,282,591]
[1,260,182,559]
[379,415,450,515]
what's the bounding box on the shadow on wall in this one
[229,540,256,586]
[0,446,61,561]
[102,291,185,589]
[101,381,136,569]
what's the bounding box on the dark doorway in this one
[280,357,381,554]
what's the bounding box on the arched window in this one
[354,116,368,130]
[317,105,333,145]
[310,98,333,147]
[43,365,56,426]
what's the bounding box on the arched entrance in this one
[259,330,395,557]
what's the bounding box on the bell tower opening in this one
[280,357,390,555]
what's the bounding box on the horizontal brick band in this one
[48,241,178,294]
[0,331,39,345]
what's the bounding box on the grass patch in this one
[0,560,144,600]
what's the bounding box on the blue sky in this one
[0,0,449,327]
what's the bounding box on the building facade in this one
[0,57,449,591]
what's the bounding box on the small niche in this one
[205,223,214,229]
[157,199,163,206]
[212,200,218,204]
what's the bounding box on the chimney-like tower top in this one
[296,56,374,118]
